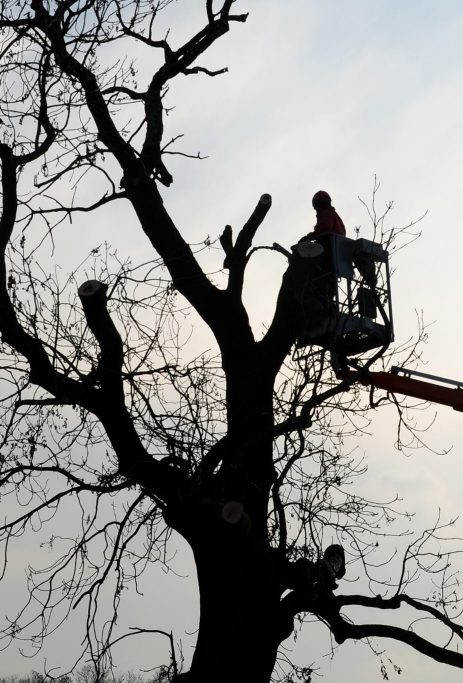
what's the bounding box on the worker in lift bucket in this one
[296,190,345,253]
[291,190,345,260]
[310,190,346,237]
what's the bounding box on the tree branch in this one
[76,280,190,506]
[101,85,146,100]
[274,378,356,436]
[183,65,228,77]
[281,588,463,670]
[256,263,302,378]
[78,280,124,393]
[337,593,463,640]
[0,144,97,410]
[0,464,129,494]
[206,0,214,23]
[225,193,272,296]
[31,0,141,175]
[28,1,230,349]
[17,53,57,165]
[328,615,463,669]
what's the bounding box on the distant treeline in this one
[0,666,170,683]
[0,677,70,683]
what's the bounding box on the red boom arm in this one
[349,370,463,412]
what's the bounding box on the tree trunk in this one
[186,532,289,683]
[174,352,289,682]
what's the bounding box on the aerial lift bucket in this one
[295,235,394,356]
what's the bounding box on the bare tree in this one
[0,673,71,683]
[0,3,462,682]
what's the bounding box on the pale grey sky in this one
[2,1,463,681]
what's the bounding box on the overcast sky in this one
[2,1,463,681]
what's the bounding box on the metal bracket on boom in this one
[391,366,463,389]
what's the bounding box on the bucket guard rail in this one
[295,234,394,357]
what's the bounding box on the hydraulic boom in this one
[344,366,463,413]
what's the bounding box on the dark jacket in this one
[313,206,346,237]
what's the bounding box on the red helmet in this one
[312,190,332,208]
